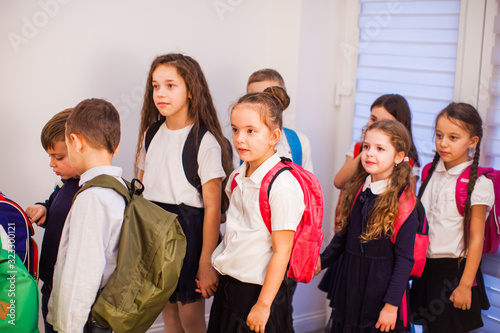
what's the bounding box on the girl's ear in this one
[395,151,405,165]
[270,128,281,147]
[469,135,479,148]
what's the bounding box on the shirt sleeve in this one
[36,184,60,228]
[136,135,147,171]
[320,232,346,268]
[198,132,226,185]
[471,175,494,209]
[48,189,124,332]
[384,208,419,306]
[346,143,355,158]
[268,171,305,231]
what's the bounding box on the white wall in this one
[0,0,344,331]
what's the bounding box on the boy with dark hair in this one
[26,108,79,333]
[47,98,125,333]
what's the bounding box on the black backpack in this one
[145,121,232,214]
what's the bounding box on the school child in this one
[247,68,314,172]
[410,103,493,332]
[317,119,419,333]
[47,98,124,333]
[25,109,80,333]
[135,53,232,333]
[208,86,305,333]
[334,94,420,190]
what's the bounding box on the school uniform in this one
[319,176,419,333]
[37,177,80,333]
[138,122,225,304]
[47,166,126,333]
[410,160,494,332]
[209,153,305,333]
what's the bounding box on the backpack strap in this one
[390,189,417,243]
[144,120,164,152]
[455,166,491,216]
[353,142,363,158]
[283,128,302,167]
[259,158,293,233]
[76,175,139,205]
[182,123,208,196]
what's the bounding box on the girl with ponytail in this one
[209,87,305,332]
[410,103,494,332]
[317,119,419,332]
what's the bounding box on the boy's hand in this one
[195,261,219,298]
[375,303,398,332]
[26,204,47,226]
[450,284,472,310]
[314,257,322,276]
[246,302,270,333]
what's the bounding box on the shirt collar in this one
[79,166,123,187]
[237,153,281,185]
[435,159,473,175]
[362,175,389,194]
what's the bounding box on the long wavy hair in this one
[134,53,233,181]
[418,102,483,256]
[337,120,414,242]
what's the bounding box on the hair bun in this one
[263,86,290,111]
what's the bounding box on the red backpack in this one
[0,193,39,280]
[231,157,324,283]
[422,163,500,254]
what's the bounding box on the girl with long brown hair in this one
[317,120,419,332]
[135,53,232,333]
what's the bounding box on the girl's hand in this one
[450,284,472,310]
[246,302,271,333]
[314,257,321,276]
[25,204,47,226]
[195,261,219,298]
[375,303,398,332]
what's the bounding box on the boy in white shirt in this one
[47,98,125,333]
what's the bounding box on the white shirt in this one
[346,142,420,178]
[275,130,314,173]
[137,123,226,207]
[47,166,126,333]
[212,154,305,285]
[421,160,494,258]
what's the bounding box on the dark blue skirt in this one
[152,202,204,304]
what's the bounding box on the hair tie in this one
[403,156,409,162]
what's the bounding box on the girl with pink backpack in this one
[410,103,494,332]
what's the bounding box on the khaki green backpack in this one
[76,175,186,333]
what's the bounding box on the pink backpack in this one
[231,157,324,283]
[422,163,500,254]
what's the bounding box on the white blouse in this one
[421,160,494,258]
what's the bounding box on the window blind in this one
[353,0,460,169]
[478,2,500,331]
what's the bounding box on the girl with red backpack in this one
[208,87,306,333]
[317,120,419,332]
[410,103,493,332]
